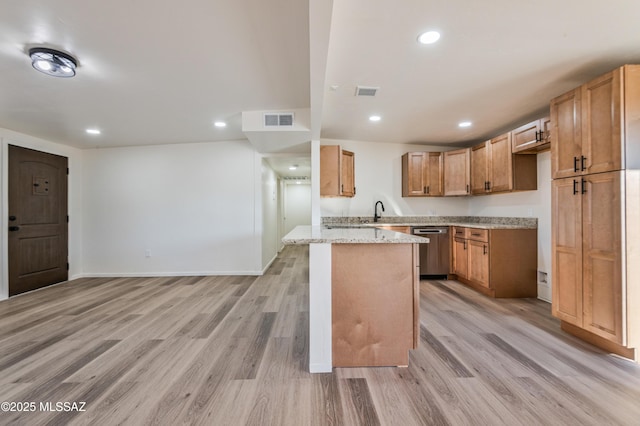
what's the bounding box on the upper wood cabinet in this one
[320,145,355,197]
[401,152,443,197]
[443,148,470,196]
[551,65,640,179]
[512,117,551,153]
[470,133,536,194]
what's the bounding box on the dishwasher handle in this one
[412,228,448,235]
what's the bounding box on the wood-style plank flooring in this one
[1,245,640,425]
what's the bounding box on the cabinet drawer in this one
[467,229,489,242]
[453,227,468,238]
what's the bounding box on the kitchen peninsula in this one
[282,225,429,371]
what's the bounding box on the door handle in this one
[9,226,20,232]
[483,245,488,255]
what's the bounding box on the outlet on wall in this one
[538,271,548,284]
[145,249,151,258]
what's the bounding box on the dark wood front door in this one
[8,145,68,296]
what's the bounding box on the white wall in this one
[284,182,311,234]
[82,140,264,276]
[469,152,552,301]
[261,159,279,271]
[0,128,84,300]
[320,139,469,217]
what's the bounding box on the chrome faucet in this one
[374,201,385,222]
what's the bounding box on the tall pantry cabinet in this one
[551,64,640,361]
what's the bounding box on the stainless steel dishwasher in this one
[411,227,450,277]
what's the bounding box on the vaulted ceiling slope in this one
[1,0,640,150]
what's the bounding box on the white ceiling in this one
[2,0,640,176]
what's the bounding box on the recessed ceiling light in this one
[289,165,298,170]
[458,121,472,128]
[214,121,226,128]
[296,181,301,185]
[417,31,441,45]
[369,115,381,122]
[86,128,101,135]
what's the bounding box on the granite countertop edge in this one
[282,225,430,245]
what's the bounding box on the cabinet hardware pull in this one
[466,184,469,193]
[487,181,491,191]
[483,245,488,255]
[573,180,579,195]
[354,186,356,195]
[9,226,20,232]
[464,241,467,250]
[581,179,586,194]
[535,131,540,142]
[472,233,481,236]
[574,157,579,172]
[423,186,427,194]
[341,184,344,193]
[581,155,586,171]
[9,215,16,221]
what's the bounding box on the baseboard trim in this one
[261,254,278,275]
[309,363,333,373]
[76,270,263,279]
[561,321,637,362]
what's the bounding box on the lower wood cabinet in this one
[332,243,419,367]
[552,170,640,361]
[452,227,537,298]
[375,225,412,234]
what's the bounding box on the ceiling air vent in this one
[264,112,294,127]
[355,86,379,97]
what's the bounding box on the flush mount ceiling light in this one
[369,115,381,122]
[214,121,226,128]
[417,31,441,45]
[29,47,77,78]
[289,165,298,170]
[458,121,472,128]
[86,128,101,135]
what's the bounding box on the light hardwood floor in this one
[1,245,640,425]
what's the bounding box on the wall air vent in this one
[355,86,379,97]
[264,113,294,127]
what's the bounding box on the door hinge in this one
[67,167,69,175]
[66,262,70,271]
[67,215,69,223]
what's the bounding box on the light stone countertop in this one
[282,225,430,245]
[322,216,537,230]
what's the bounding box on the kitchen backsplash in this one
[322,216,538,227]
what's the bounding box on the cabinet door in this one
[341,150,355,197]
[551,177,583,326]
[488,133,513,193]
[551,88,582,179]
[320,145,341,196]
[582,68,623,175]
[471,142,488,195]
[426,152,443,196]
[512,119,541,153]
[402,152,427,196]
[444,149,470,196]
[582,171,623,343]
[541,117,552,146]
[453,238,468,279]
[468,240,489,288]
